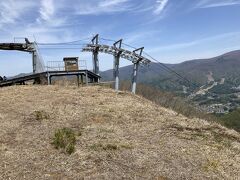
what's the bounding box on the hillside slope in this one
[0,85,240,179]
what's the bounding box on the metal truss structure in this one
[82,34,151,94]
[0,38,45,73]
[82,44,151,65]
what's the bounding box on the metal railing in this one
[46,60,87,71]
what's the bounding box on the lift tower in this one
[0,38,45,73]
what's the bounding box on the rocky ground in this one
[0,85,239,179]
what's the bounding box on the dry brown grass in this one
[0,85,239,179]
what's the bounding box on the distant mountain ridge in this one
[101,50,240,113]
[102,50,240,85]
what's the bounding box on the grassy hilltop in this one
[0,85,240,179]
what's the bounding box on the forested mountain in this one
[102,50,240,113]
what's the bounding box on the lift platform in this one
[0,70,100,87]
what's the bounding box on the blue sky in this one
[0,0,240,76]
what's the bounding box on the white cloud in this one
[154,0,169,15]
[122,30,161,47]
[0,0,36,28]
[149,32,240,52]
[145,32,240,64]
[74,0,132,15]
[37,0,67,27]
[99,0,129,8]
[196,0,240,8]
[39,0,55,21]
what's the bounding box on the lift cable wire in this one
[100,37,138,50]
[99,37,116,42]
[38,47,86,50]
[36,37,92,45]
[147,57,217,97]
[100,37,199,89]
[94,37,199,90]
[100,38,183,89]
[142,52,216,96]
[100,38,137,50]
[37,43,88,50]
[143,62,213,98]
[37,43,88,46]
[140,61,196,93]
[147,63,184,87]
[143,52,200,89]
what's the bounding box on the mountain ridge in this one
[102,49,240,83]
[101,50,240,113]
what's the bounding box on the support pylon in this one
[131,47,144,94]
[92,34,100,82]
[113,39,123,91]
